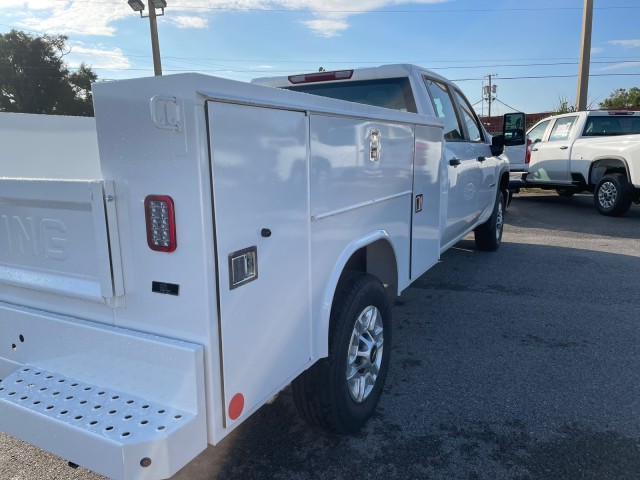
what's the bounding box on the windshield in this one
[286,77,418,113]
[582,116,640,136]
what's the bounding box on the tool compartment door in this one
[207,101,311,426]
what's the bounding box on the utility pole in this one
[484,74,498,116]
[576,0,593,110]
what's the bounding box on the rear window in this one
[582,116,640,136]
[286,77,418,113]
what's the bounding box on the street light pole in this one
[148,0,162,76]
[127,0,166,76]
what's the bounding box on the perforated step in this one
[0,366,192,442]
[0,365,205,479]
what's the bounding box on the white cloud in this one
[608,39,640,48]
[17,3,129,36]
[170,15,209,29]
[591,47,603,54]
[600,61,640,71]
[66,43,132,70]
[303,18,350,38]
[3,0,452,38]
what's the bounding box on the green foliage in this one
[599,88,640,109]
[0,29,97,116]
[552,95,577,115]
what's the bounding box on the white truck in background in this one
[507,110,640,216]
[0,64,511,480]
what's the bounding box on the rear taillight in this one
[144,195,176,252]
[525,138,532,165]
[288,70,354,84]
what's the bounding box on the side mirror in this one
[503,112,526,146]
[490,134,504,157]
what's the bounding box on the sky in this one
[0,0,639,115]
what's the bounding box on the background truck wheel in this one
[292,272,392,433]
[474,190,505,251]
[556,187,577,197]
[594,173,633,217]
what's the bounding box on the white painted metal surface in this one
[0,113,101,180]
[207,101,312,426]
[0,179,122,303]
[0,301,207,480]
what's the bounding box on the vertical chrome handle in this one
[370,129,381,162]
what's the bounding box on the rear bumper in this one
[0,302,207,480]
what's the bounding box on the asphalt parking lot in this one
[2,191,639,480]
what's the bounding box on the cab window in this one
[423,77,464,141]
[549,116,578,141]
[453,89,484,142]
[527,119,551,144]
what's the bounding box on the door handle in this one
[531,147,539,152]
[449,158,461,167]
[477,156,486,162]
[559,146,569,150]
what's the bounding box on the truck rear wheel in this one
[292,272,391,433]
[594,173,633,217]
[474,190,505,251]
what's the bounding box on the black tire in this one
[292,272,392,433]
[594,173,633,217]
[474,190,505,251]
[556,187,577,197]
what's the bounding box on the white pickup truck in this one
[507,110,640,216]
[0,64,510,480]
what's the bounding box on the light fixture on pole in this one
[127,0,166,76]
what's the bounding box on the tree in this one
[599,88,640,109]
[552,95,577,115]
[0,29,97,116]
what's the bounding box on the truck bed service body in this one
[0,64,510,479]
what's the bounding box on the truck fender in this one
[589,156,631,186]
[313,230,398,359]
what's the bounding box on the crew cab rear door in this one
[423,77,484,247]
[528,115,579,183]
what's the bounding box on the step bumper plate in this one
[0,303,207,480]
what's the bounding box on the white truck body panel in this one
[0,113,100,180]
[0,65,508,479]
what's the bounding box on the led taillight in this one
[525,138,532,164]
[144,195,176,252]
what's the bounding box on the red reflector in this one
[144,195,176,252]
[288,69,354,84]
[525,138,532,164]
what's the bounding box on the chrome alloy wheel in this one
[598,181,617,209]
[346,305,384,403]
[495,199,504,240]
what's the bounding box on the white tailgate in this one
[0,179,123,302]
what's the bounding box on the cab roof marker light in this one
[144,195,176,252]
[288,70,354,84]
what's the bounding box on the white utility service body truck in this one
[507,110,640,216]
[0,64,510,479]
